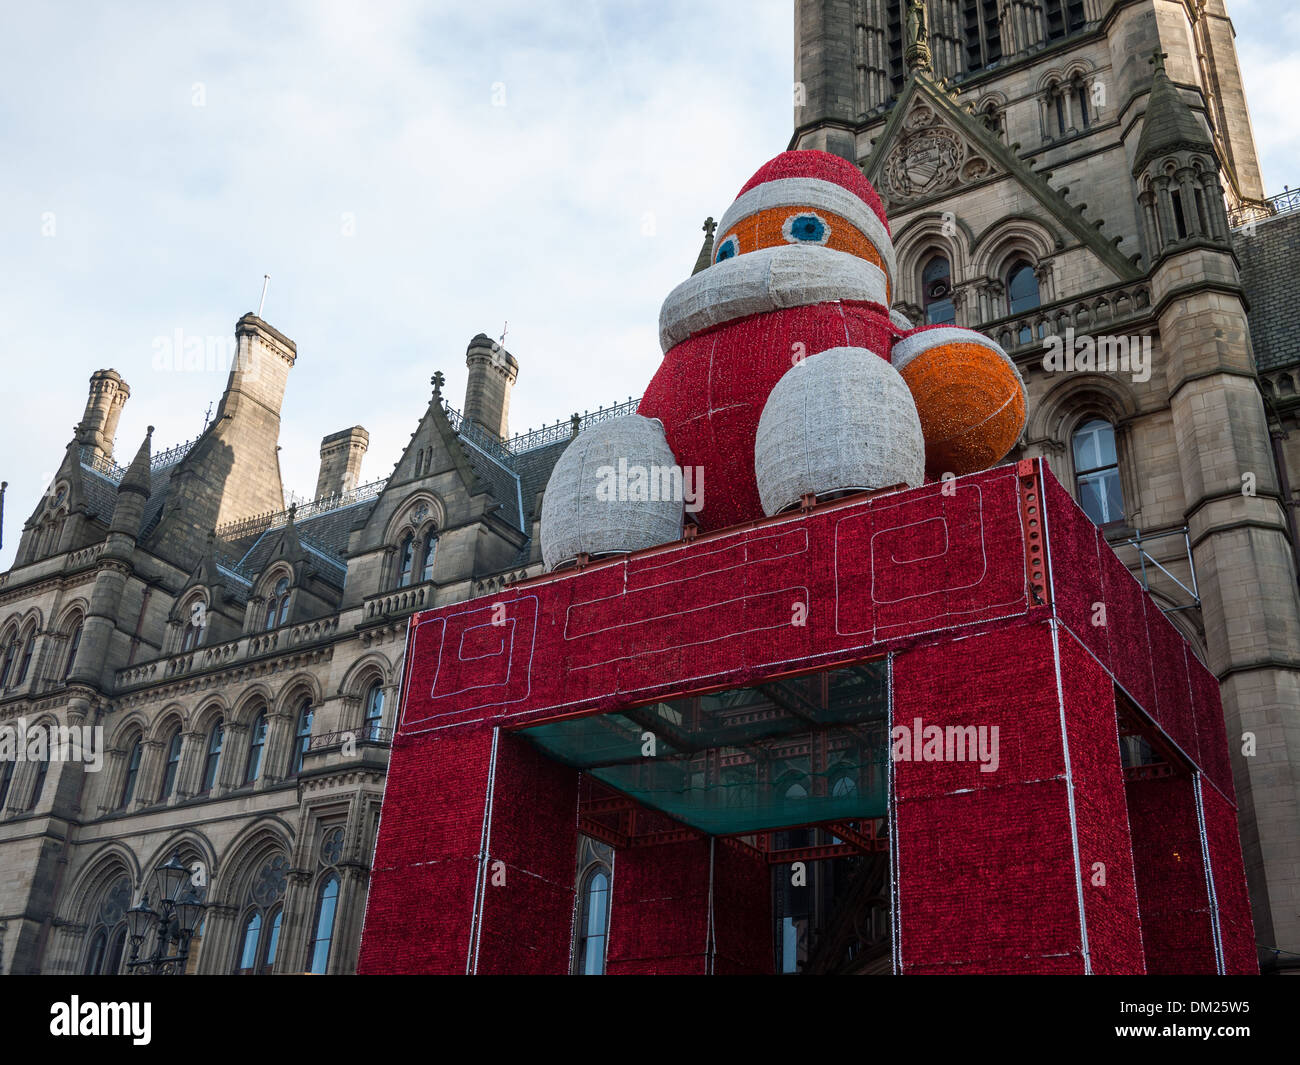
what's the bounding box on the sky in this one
[0,0,1297,570]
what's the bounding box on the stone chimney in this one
[76,369,130,460]
[205,314,296,526]
[315,426,369,499]
[464,334,519,440]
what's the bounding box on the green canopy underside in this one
[520,662,891,835]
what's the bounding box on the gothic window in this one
[1072,418,1126,526]
[0,634,17,688]
[419,535,437,583]
[159,726,183,801]
[235,906,282,974]
[980,101,1003,140]
[1055,90,1067,137]
[244,710,267,784]
[235,855,287,974]
[308,874,340,974]
[1171,189,1189,240]
[397,533,415,588]
[1074,78,1090,129]
[0,759,15,811]
[201,720,224,793]
[27,756,48,810]
[120,737,143,807]
[363,682,385,742]
[1007,260,1041,343]
[887,1,904,97]
[84,929,108,974]
[962,0,1003,72]
[83,876,132,975]
[320,825,345,866]
[63,621,82,679]
[922,255,956,325]
[575,867,611,975]
[263,577,290,631]
[290,700,313,775]
[14,628,35,687]
[1044,0,1087,41]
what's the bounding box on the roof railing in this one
[1229,185,1300,230]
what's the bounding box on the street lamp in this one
[125,852,207,975]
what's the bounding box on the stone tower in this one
[74,369,130,462]
[792,0,1299,969]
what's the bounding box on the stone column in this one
[1152,246,1300,958]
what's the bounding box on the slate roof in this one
[79,456,184,537]
[75,401,602,588]
[460,437,525,532]
[1132,64,1214,176]
[1236,209,1300,372]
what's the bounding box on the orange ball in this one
[893,331,1026,478]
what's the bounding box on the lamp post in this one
[125,853,207,975]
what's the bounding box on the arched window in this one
[120,738,143,808]
[201,720,224,793]
[180,601,206,652]
[263,578,290,631]
[234,855,288,974]
[1007,259,1041,343]
[14,629,35,687]
[397,534,415,588]
[104,926,128,975]
[235,906,282,975]
[419,535,437,583]
[85,929,108,975]
[1054,88,1067,137]
[63,622,82,680]
[308,874,340,974]
[1074,79,1090,129]
[27,756,48,811]
[363,683,385,742]
[159,726,183,801]
[575,867,611,975]
[0,636,17,688]
[83,875,132,975]
[245,711,268,784]
[290,701,313,775]
[0,759,16,811]
[1072,418,1126,525]
[922,255,955,325]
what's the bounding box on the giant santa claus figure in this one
[540,150,1027,568]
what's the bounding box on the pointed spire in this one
[118,426,154,498]
[1132,48,1215,176]
[692,217,717,275]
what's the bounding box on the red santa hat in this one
[714,150,896,288]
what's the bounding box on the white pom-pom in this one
[539,415,685,571]
[754,347,924,516]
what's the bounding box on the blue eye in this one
[784,213,828,243]
[715,235,739,263]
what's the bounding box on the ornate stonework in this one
[879,103,996,206]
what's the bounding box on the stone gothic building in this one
[1,0,1297,975]
[0,315,624,973]
[790,0,1300,969]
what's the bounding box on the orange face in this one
[714,207,891,301]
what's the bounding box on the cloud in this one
[0,1,791,565]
